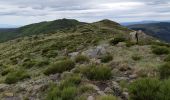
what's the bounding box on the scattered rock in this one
[0,84,9,92]
[49,73,60,81]
[87,96,94,100]
[68,52,79,58]
[122,92,129,100]
[4,92,14,97]
[112,81,122,97]
[104,87,113,94]
[116,42,126,48]
[82,44,109,58]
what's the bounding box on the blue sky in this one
[0,0,170,25]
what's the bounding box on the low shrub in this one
[5,70,30,84]
[75,55,89,63]
[78,85,94,94]
[159,62,170,79]
[109,37,126,45]
[22,60,36,68]
[82,65,112,81]
[36,60,49,67]
[59,74,81,89]
[126,41,136,47]
[100,54,113,63]
[132,54,141,61]
[45,84,61,100]
[46,84,77,100]
[1,68,14,76]
[164,55,170,62]
[44,59,75,75]
[97,95,117,100]
[129,78,160,100]
[152,46,169,55]
[159,79,170,100]
[61,86,77,100]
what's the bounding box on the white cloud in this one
[0,0,169,25]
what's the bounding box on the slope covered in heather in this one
[0,19,169,100]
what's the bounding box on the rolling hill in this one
[0,18,85,42]
[128,22,170,42]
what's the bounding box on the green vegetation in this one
[1,68,14,76]
[46,74,81,100]
[129,78,160,100]
[164,55,170,62]
[152,46,169,55]
[159,79,170,100]
[132,54,141,61]
[61,86,77,100]
[129,78,170,100]
[97,95,117,100]
[59,74,81,89]
[75,55,89,63]
[22,60,37,68]
[81,64,112,81]
[78,84,94,94]
[159,62,170,79]
[100,54,113,63]
[44,59,75,75]
[5,70,30,84]
[109,37,126,45]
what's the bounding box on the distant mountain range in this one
[121,21,170,26]
[0,24,19,28]
[128,22,170,42]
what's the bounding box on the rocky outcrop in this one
[129,30,152,44]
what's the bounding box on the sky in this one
[0,0,170,26]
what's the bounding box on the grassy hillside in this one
[128,22,170,42]
[0,19,170,100]
[0,19,85,42]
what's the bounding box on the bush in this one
[5,70,30,84]
[1,68,14,76]
[159,62,170,79]
[22,60,36,68]
[97,95,117,100]
[44,59,75,75]
[61,86,77,100]
[46,84,77,100]
[110,37,126,45]
[132,54,141,61]
[36,60,49,67]
[129,78,160,100]
[78,85,94,94]
[164,55,170,62]
[100,54,113,63]
[82,65,112,81]
[152,46,169,55]
[45,84,61,100]
[126,41,136,47]
[159,79,170,100]
[59,74,81,89]
[75,55,89,63]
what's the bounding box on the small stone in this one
[97,91,106,96]
[0,84,9,92]
[122,92,129,100]
[104,87,113,94]
[87,96,94,100]
[4,92,14,97]
[129,74,138,79]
